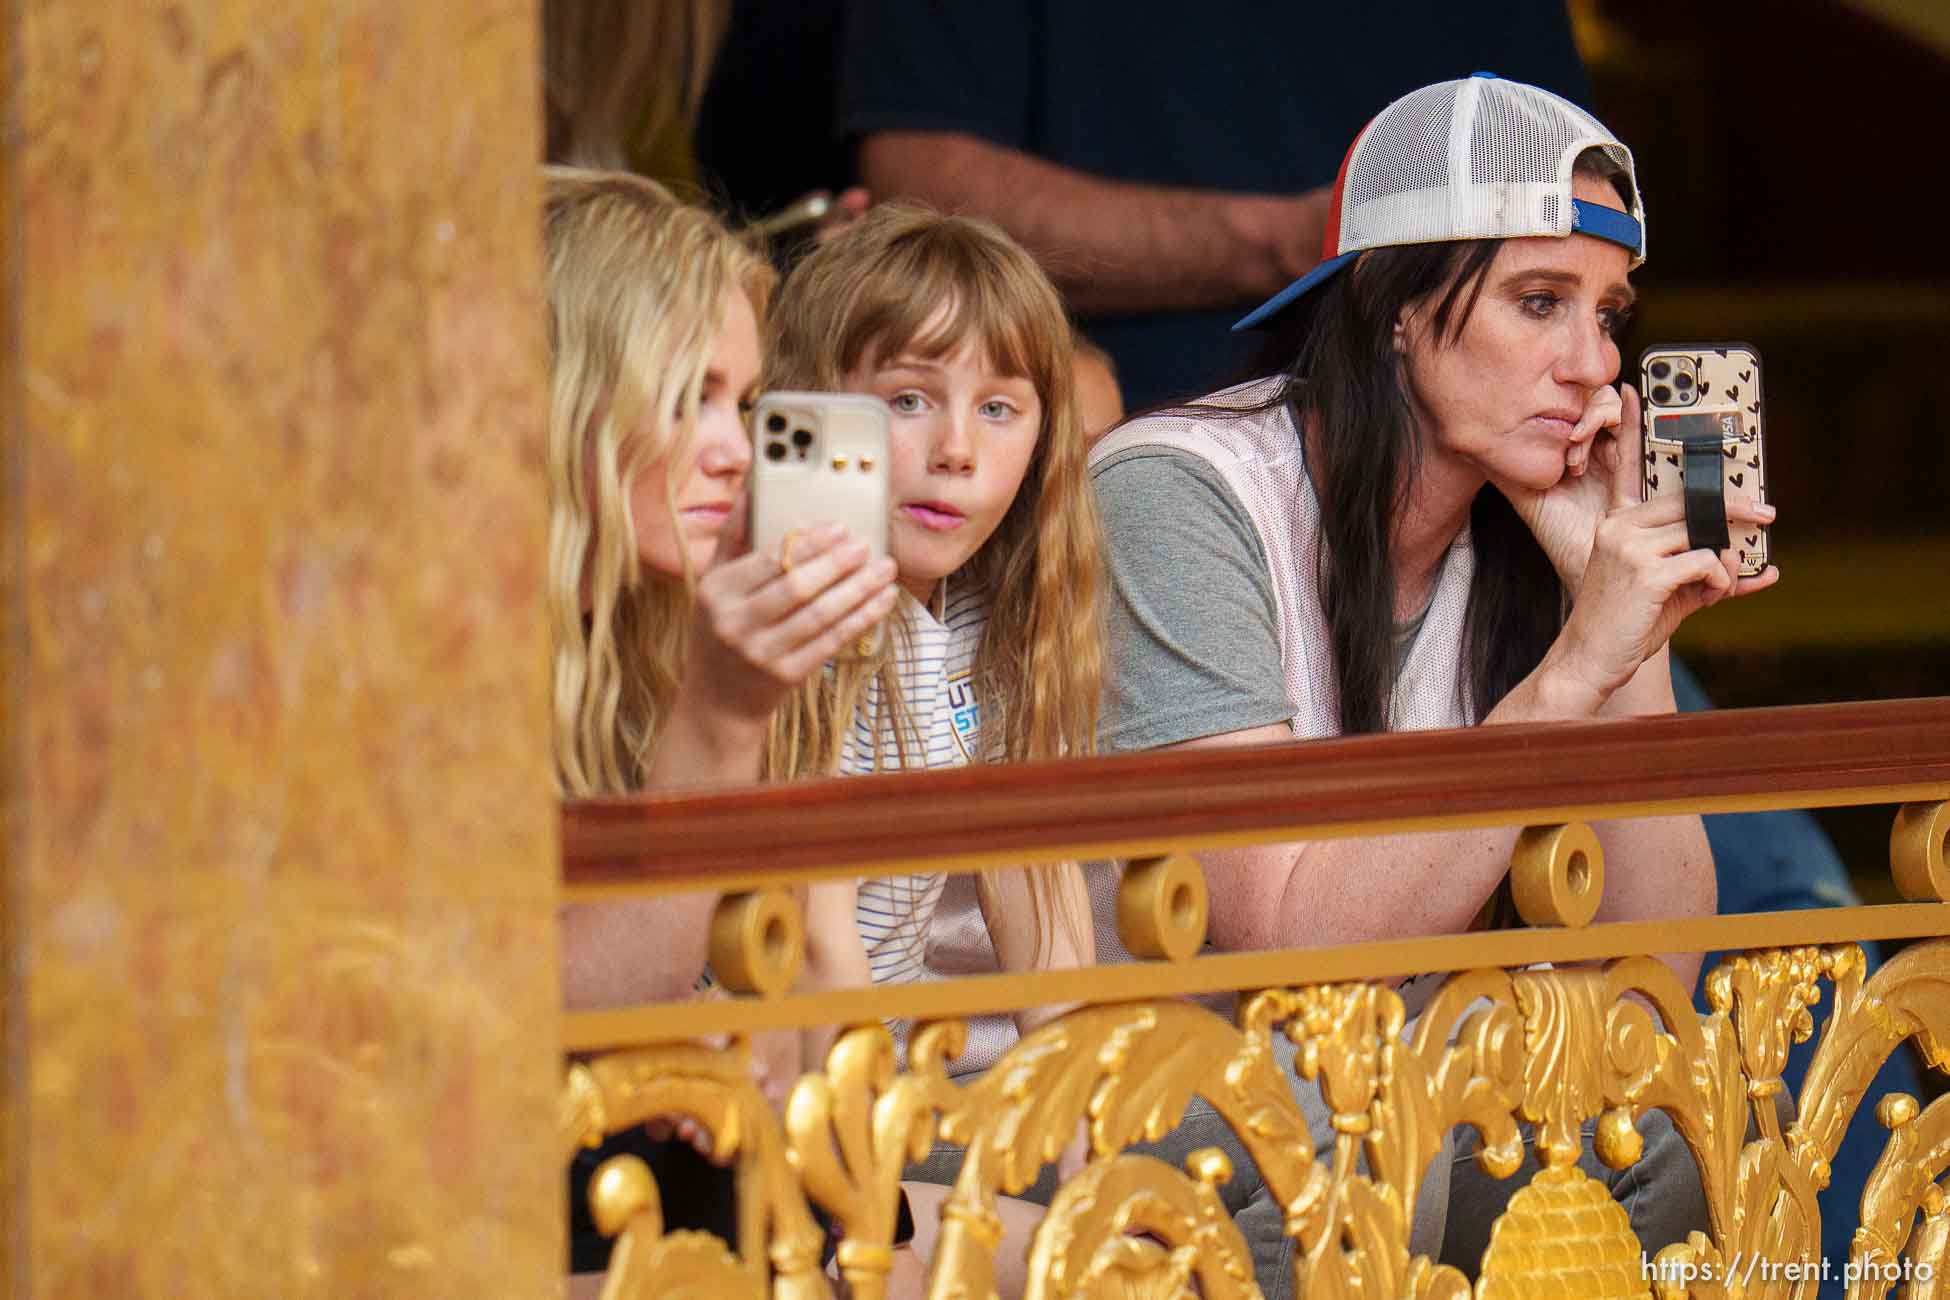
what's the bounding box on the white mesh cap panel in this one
[1334,76,1644,264]
[1339,80,1462,249]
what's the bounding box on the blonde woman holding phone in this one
[542,167,898,1288]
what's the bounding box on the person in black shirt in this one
[839,0,1591,408]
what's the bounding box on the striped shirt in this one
[840,582,987,987]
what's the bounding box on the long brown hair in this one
[541,167,776,794]
[767,204,1103,959]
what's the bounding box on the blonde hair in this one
[542,166,774,796]
[543,0,729,170]
[766,203,1105,959]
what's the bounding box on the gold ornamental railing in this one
[559,698,1950,1299]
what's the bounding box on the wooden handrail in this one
[564,697,1950,893]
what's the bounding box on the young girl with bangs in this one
[768,202,1102,1036]
[542,167,899,1291]
[767,204,1105,1295]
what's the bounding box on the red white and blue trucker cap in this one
[1234,72,1646,332]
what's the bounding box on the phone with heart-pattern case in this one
[1638,343,1768,577]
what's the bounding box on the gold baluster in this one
[1892,801,1949,902]
[1509,821,1605,928]
[1116,852,1209,960]
[709,887,806,996]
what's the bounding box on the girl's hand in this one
[1498,384,1628,591]
[689,503,900,724]
[1547,416,1778,703]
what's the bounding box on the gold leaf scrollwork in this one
[1413,971,1527,1183]
[587,1153,751,1300]
[1511,970,1611,1170]
[932,1004,1287,1300]
[556,938,1950,1300]
[1025,1152,1256,1300]
[786,1024,945,1300]
[1627,940,1950,1300]
[1447,967,1653,1300]
[1793,941,1950,1298]
[567,1041,832,1300]
[1263,980,1516,1300]
[1850,1092,1950,1300]
[1708,947,1829,1116]
[563,1059,608,1163]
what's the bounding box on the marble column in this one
[3,2,558,1294]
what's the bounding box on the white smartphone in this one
[750,392,892,655]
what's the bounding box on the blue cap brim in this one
[1233,200,1639,334]
[1570,198,1643,257]
[1231,252,1357,332]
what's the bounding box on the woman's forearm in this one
[561,692,768,1012]
[642,691,771,790]
[1597,644,1679,718]
[560,895,716,1011]
[1590,810,1714,992]
[1189,655,1702,960]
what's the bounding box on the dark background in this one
[1578,1,1949,896]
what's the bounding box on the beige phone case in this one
[751,391,891,655]
[1639,343,1768,577]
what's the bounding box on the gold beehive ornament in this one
[1476,1164,1650,1300]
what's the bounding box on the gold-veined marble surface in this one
[7,0,554,1293]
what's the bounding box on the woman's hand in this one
[1544,412,1778,705]
[688,506,900,726]
[1498,383,1628,590]
[812,187,870,245]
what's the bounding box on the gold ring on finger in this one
[778,528,800,573]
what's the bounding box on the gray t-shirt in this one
[1094,443,1437,751]
[1092,446,1295,751]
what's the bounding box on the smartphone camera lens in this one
[1650,360,1671,380]
[1675,372,1694,389]
[1651,385,1673,404]
[790,428,813,449]
[764,441,787,462]
[766,413,788,434]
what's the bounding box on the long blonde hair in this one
[542,166,773,796]
[542,0,729,170]
[766,204,1105,958]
